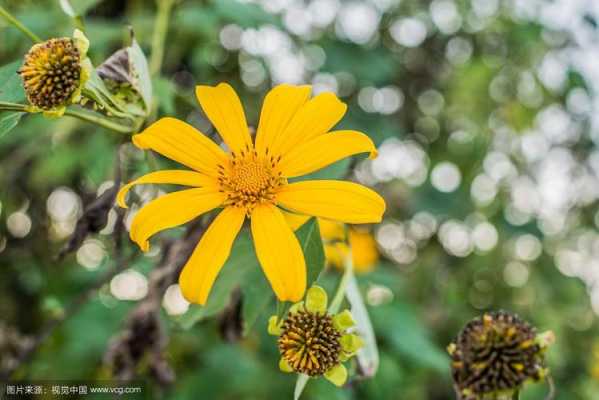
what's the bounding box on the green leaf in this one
[0,112,24,138]
[291,158,350,182]
[370,302,450,373]
[241,266,273,336]
[0,61,26,103]
[153,76,176,114]
[295,218,325,288]
[127,37,153,112]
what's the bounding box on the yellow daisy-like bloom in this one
[286,214,379,273]
[118,83,385,305]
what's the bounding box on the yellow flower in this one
[268,286,363,386]
[285,214,379,273]
[118,83,385,305]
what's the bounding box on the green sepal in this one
[323,364,347,387]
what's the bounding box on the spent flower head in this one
[449,310,554,400]
[18,29,90,115]
[268,286,363,386]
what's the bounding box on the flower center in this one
[278,309,342,376]
[218,146,284,212]
[19,38,81,110]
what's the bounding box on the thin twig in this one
[149,0,176,76]
[545,374,556,400]
[0,102,134,134]
[0,6,41,43]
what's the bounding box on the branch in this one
[0,6,41,43]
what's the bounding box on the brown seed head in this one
[450,311,547,398]
[277,308,342,376]
[19,38,81,110]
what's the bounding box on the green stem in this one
[328,234,353,314]
[0,102,133,134]
[0,6,42,43]
[149,0,175,76]
[0,101,27,112]
[64,108,133,134]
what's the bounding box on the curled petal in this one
[129,188,225,251]
[117,170,217,208]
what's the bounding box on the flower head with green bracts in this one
[18,29,91,116]
[448,311,555,400]
[268,286,363,387]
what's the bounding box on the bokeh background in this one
[1,0,599,399]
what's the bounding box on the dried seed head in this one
[450,311,548,399]
[19,38,81,110]
[277,308,343,376]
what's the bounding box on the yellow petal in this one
[117,170,217,208]
[278,130,377,178]
[277,181,385,224]
[255,84,311,156]
[133,117,227,175]
[195,83,252,154]
[272,92,347,156]
[129,188,225,252]
[319,218,345,241]
[349,228,378,273]
[178,206,246,305]
[281,210,311,232]
[250,204,306,302]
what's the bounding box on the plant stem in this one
[0,102,133,134]
[329,248,353,314]
[149,0,175,76]
[64,108,133,134]
[0,6,42,43]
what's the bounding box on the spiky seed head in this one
[450,311,548,399]
[277,308,343,376]
[19,38,81,110]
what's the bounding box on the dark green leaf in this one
[295,218,325,288]
[291,158,350,182]
[241,267,273,336]
[153,77,176,114]
[0,61,26,103]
